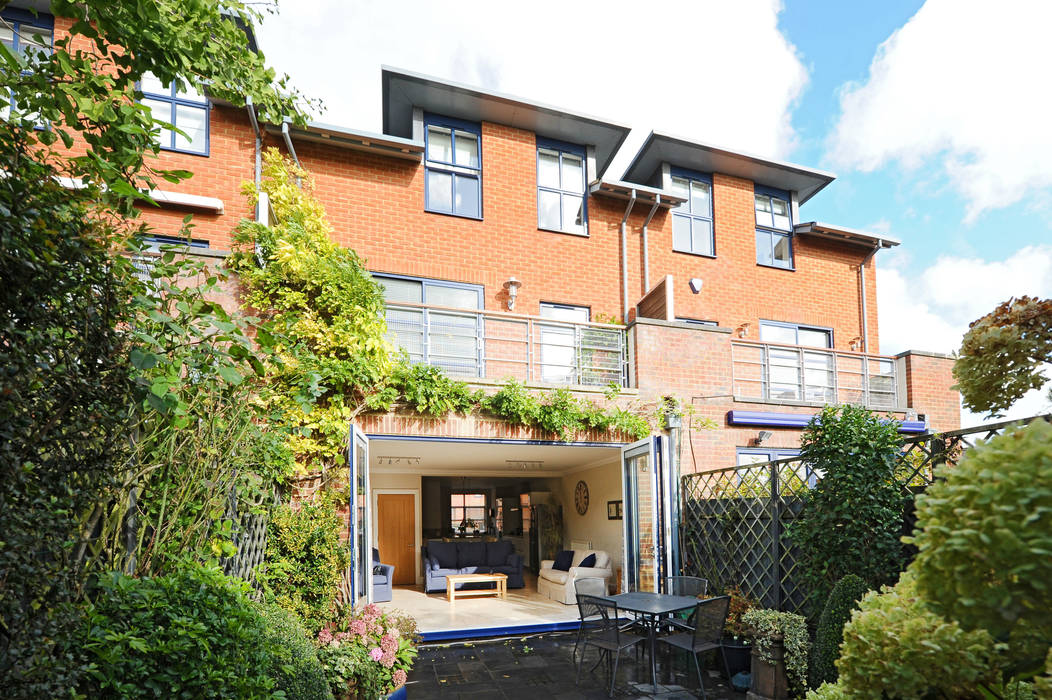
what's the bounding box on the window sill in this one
[672,249,716,259]
[756,262,795,272]
[424,208,484,222]
[538,226,589,238]
[159,145,209,158]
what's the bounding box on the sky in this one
[257,0,1052,426]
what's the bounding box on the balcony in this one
[732,340,898,409]
[384,302,629,388]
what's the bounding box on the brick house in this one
[18,9,959,635]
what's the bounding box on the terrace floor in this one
[405,632,745,699]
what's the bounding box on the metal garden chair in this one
[574,594,646,698]
[656,595,731,700]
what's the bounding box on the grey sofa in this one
[423,539,524,593]
[372,547,394,603]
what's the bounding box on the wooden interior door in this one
[377,493,416,586]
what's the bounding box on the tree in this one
[953,296,1052,417]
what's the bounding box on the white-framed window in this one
[424,114,481,218]
[537,138,587,235]
[140,72,209,155]
[670,172,714,256]
[451,493,487,532]
[755,188,793,269]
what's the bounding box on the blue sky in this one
[258,0,1052,423]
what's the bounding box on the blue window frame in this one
[537,137,587,235]
[669,168,714,256]
[139,72,209,155]
[754,185,793,269]
[1,8,53,122]
[424,114,481,219]
[736,447,820,487]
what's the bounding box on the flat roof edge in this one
[795,221,901,248]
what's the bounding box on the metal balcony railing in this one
[384,302,629,388]
[731,340,898,409]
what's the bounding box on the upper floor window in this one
[424,114,481,219]
[1,9,53,120]
[669,170,713,256]
[755,187,792,269]
[759,320,832,348]
[537,138,586,235]
[140,72,208,155]
[539,302,589,384]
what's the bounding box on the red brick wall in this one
[899,351,961,433]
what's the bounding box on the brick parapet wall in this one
[898,351,961,433]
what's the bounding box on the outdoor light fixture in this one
[504,277,522,310]
[377,456,421,466]
[689,278,703,294]
[506,459,543,470]
[757,430,773,444]
[737,322,751,339]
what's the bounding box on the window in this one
[376,274,483,377]
[132,234,209,282]
[737,448,822,487]
[537,138,587,235]
[539,302,589,384]
[424,115,481,218]
[1,9,53,121]
[669,171,713,256]
[755,187,793,269]
[140,72,208,155]
[760,321,834,402]
[759,321,832,348]
[451,493,487,532]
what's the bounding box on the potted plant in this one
[721,585,760,678]
[741,608,809,700]
[316,603,419,699]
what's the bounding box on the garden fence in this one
[679,414,1051,614]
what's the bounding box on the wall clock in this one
[574,480,589,515]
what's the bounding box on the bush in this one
[909,419,1052,680]
[809,574,870,689]
[742,608,810,698]
[316,603,419,699]
[260,604,333,700]
[81,565,279,698]
[259,498,350,633]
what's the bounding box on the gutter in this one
[640,195,661,293]
[620,189,637,320]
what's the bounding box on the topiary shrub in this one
[81,565,279,698]
[809,574,870,689]
[260,603,334,700]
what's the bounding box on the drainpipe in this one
[640,195,661,293]
[246,96,261,190]
[620,190,637,320]
[859,243,881,352]
[280,118,302,187]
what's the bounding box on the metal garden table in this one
[603,591,701,691]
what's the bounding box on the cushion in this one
[579,553,596,568]
[485,540,513,566]
[428,540,458,569]
[372,547,381,562]
[540,569,569,585]
[372,565,386,576]
[457,541,486,568]
[553,550,574,571]
[372,574,387,585]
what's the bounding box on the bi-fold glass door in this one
[348,425,372,605]
[621,436,668,593]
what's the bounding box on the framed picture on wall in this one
[607,500,623,520]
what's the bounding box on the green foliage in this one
[786,404,907,613]
[742,608,810,698]
[723,585,762,639]
[260,604,334,700]
[809,574,870,689]
[259,498,350,633]
[81,565,280,699]
[953,296,1052,417]
[316,603,419,699]
[387,360,482,416]
[909,420,1052,680]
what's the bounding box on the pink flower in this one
[334,631,350,642]
[381,650,396,668]
[350,619,367,636]
[363,603,380,619]
[381,635,398,653]
[318,628,333,644]
[393,669,407,688]
[369,647,384,662]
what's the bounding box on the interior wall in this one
[559,460,623,573]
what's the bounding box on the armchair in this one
[371,547,395,603]
[537,550,613,604]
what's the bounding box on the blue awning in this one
[727,410,927,434]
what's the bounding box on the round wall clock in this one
[574,480,589,515]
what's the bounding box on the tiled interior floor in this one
[378,572,582,635]
[406,632,745,699]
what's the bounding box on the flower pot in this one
[387,686,407,700]
[721,637,751,678]
[746,637,788,700]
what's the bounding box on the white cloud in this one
[877,245,1052,425]
[255,0,807,175]
[827,0,1052,222]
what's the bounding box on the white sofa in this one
[537,550,613,604]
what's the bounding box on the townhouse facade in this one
[18,8,960,616]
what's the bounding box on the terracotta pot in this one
[746,637,789,700]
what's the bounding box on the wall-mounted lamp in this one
[689,278,703,294]
[756,430,773,445]
[849,336,863,351]
[504,277,522,310]
[737,322,751,339]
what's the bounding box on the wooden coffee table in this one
[445,573,508,602]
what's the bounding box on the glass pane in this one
[0,27,14,49]
[738,452,772,466]
[20,25,51,53]
[561,154,584,194]
[379,277,422,303]
[141,71,168,96]
[538,189,561,229]
[465,494,485,507]
[798,328,832,348]
[384,308,425,359]
[690,181,710,215]
[540,304,589,322]
[773,233,792,265]
[755,230,772,266]
[564,194,584,233]
[142,98,173,147]
[426,284,479,310]
[760,323,797,345]
[454,130,479,168]
[755,194,773,227]
[772,198,791,230]
[540,326,576,383]
[691,218,713,255]
[427,126,452,163]
[174,105,206,152]
[538,149,560,188]
[176,79,204,103]
[454,174,479,218]
[672,214,691,251]
[426,169,453,213]
[670,176,689,201]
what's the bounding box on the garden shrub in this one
[260,604,334,700]
[741,608,810,698]
[259,498,350,633]
[786,404,907,614]
[809,574,870,689]
[316,603,419,699]
[81,565,279,698]
[908,419,1052,680]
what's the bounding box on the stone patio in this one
[405,632,745,699]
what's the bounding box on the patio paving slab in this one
[406,632,745,699]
